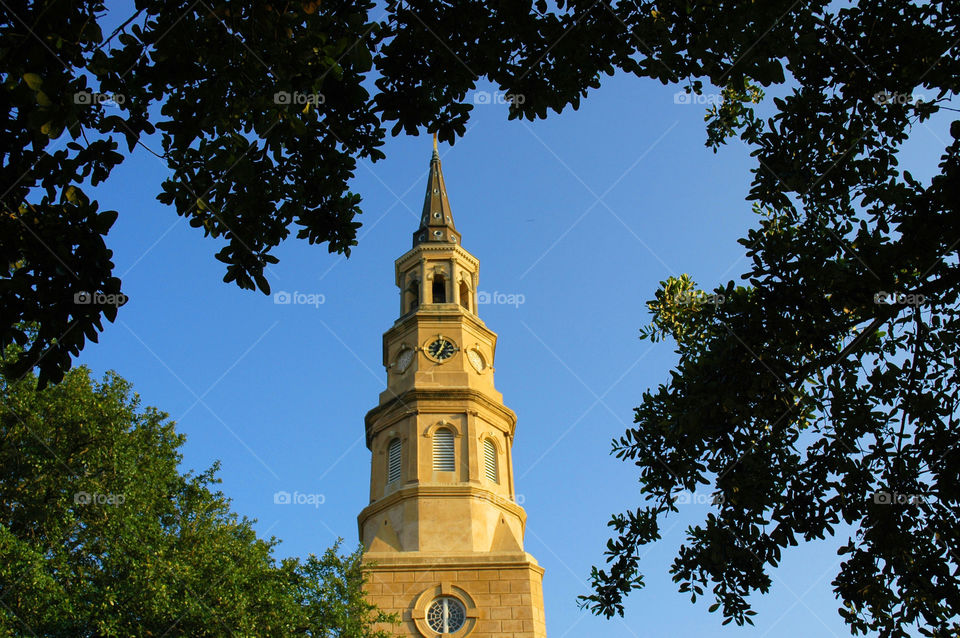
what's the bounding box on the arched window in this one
[387,439,402,484]
[459,281,470,311]
[433,428,455,471]
[483,439,498,483]
[432,275,447,304]
[405,279,420,313]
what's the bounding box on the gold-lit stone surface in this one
[359,148,547,637]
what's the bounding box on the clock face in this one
[395,348,415,373]
[427,338,457,361]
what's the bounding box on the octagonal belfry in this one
[358,140,547,638]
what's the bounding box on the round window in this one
[427,596,466,633]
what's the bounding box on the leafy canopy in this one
[3,2,960,632]
[0,350,395,636]
[2,0,384,386]
[374,0,960,635]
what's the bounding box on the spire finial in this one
[413,138,460,248]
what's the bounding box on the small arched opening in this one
[432,275,447,304]
[405,279,420,313]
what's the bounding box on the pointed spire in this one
[413,136,461,248]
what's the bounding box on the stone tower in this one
[359,140,548,637]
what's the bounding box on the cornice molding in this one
[358,483,527,525]
[365,388,517,446]
[385,306,493,339]
[395,243,480,270]
[361,552,544,574]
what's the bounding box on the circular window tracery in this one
[427,596,466,633]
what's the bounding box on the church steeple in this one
[357,141,548,637]
[413,134,461,248]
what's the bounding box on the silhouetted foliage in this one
[3,3,960,632]
[375,0,960,635]
[1,0,384,385]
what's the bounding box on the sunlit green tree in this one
[0,352,394,636]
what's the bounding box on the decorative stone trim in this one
[359,484,528,526]
[424,418,463,438]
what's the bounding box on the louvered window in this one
[433,428,455,471]
[484,439,498,483]
[387,439,402,484]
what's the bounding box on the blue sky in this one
[70,5,958,636]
